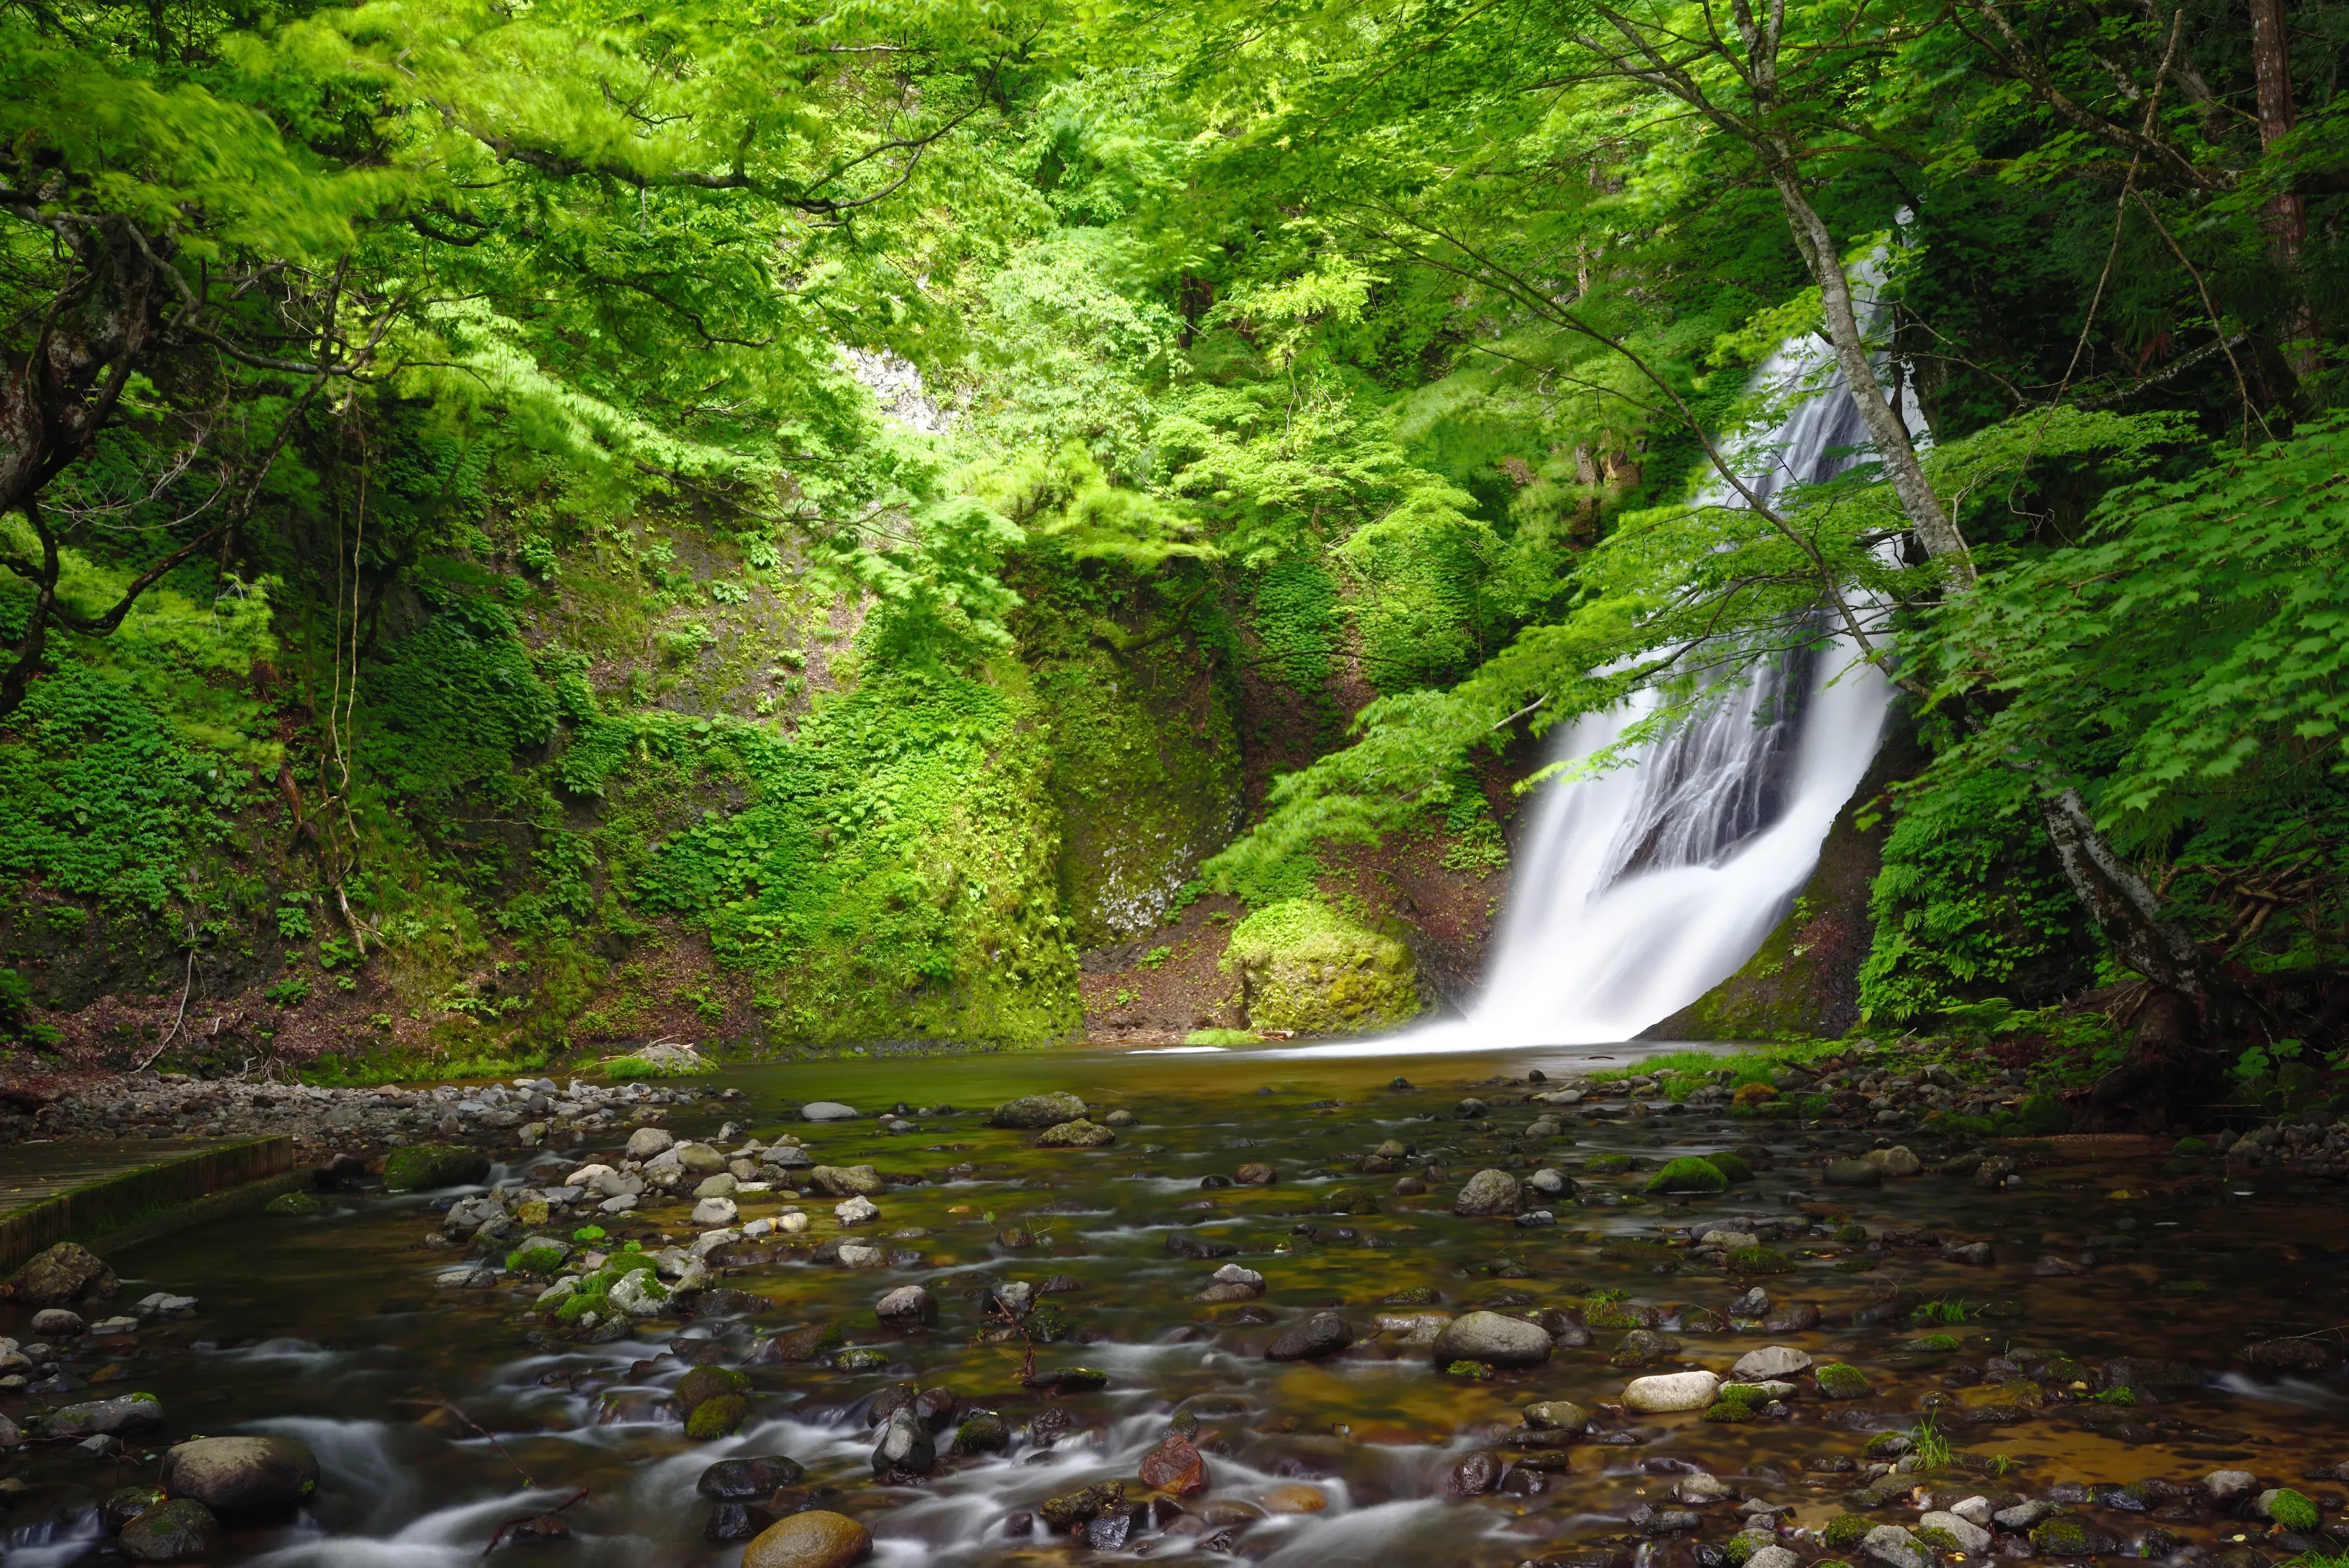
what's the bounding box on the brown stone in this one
[1234,1163,1275,1185]
[742,1510,872,1568]
[1262,1484,1327,1514]
[1137,1433,1207,1496]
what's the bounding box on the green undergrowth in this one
[1220,897,1420,1034]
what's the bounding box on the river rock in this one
[875,1286,938,1329]
[1921,1511,1992,1552]
[1266,1312,1354,1361]
[871,1406,935,1477]
[121,1497,220,1563]
[696,1173,738,1199]
[1731,1345,1811,1380]
[2205,1470,2259,1504]
[1431,1311,1552,1367]
[692,1196,740,1227]
[1453,1169,1521,1217]
[807,1164,885,1198]
[835,1196,880,1226]
[1622,1370,1721,1412]
[699,1455,806,1499]
[2243,1336,2335,1372]
[1748,1547,1802,1568]
[990,1093,1088,1129]
[745,1510,873,1568]
[625,1126,674,1159]
[1524,1400,1589,1433]
[1995,1500,2056,1530]
[1863,1525,1931,1568]
[1675,1472,1734,1504]
[3,1242,117,1307]
[159,1435,319,1516]
[30,1308,83,1337]
[1139,1431,1208,1494]
[1729,1287,1769,1317]
[1196,1263,1264,1302]
[799,1102,861,1122]
[1035,1119,1115,1148]
[1822,1159,1882,1188]
[47,1393,162,1438]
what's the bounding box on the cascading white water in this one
[1418,273,1918,1048]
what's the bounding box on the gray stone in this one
[1267,1312,1354,1361]
[1729,1287,1769,1317]
[871,1406,935,1477]
[1822,1160,1883,1188]
[1453,1168,1521,1217]
[121,1498,220,1563]
[1950,1497,1994,1527]
[1995,1500,2056,1530]
[875,1286,937,1329]
[691,1196,740,1227]
[1523,1400,1589,1433]
[799,1101,861,1122]
[1868,1145,1922,1177]
[46,1394,162,1438]
[29,1308,82,1337]
[1675,1472,1735,1503]
[2204,1470,2258,1504]
[1747,1547,1801,1568]
[1731,1345,1811,1380]
[989,1093,1087,1128]
[1862,1525,1931,1568]
[625,1126,674,1159]
[159,1435,319,1515]
[807,1164,885,1197]
[1921,1511,1992,1553]
[1431,1311,1552,1368]
[834,1196,880,1226]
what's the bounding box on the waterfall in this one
[1423,275,1915,1048]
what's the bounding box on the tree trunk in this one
[1762,163,2216,1078]
[2249,0,2317,375]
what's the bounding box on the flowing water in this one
[5,1046,2343,1566]
[1436,271,1922,1048]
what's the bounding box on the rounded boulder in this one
[1430,1311,1552,1368]
[1452,1169,1521,1218]
[120,1497,220,1563]
[159,1434,319,1516]
[745,1508,873,1568]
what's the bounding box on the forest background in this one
[0,0,2344,1115]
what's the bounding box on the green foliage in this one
[1910,1412,1953,1468]
[1726,1247,1793,1275]
[1824,1516,1876,1551]
[598,1054,715,1081]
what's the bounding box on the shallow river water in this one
[5,1042,2346,1566]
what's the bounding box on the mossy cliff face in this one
[1221,898,1422,1036]
[1014,567,1244,950]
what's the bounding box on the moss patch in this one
[1221,898,1420,1035]
[1646,1157,1728,1194]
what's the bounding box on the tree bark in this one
[2248,0,2317,374]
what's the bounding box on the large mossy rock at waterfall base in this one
[383,1144,490,1192]
[1221,898,1421,1035]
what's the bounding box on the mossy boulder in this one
[1646,1157,1729,1194]
[1823,1516,1875,1551]
[264,1191,328,1217]
[1706,1151,1756,1183]
[685,1394,749,1439]
[1815,1363,1874,1399]
[383,1144,490,1192]
[1221,898,1421,1035]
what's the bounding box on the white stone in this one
[624,1127,674,1159]
[1920,1512,1990,1553]
[801,1101,861,1121]
[837,1242,885,1267]
[1731,1345,1813,1380]
[1700,1230,1761,1250]
[2205,1470,2258,1504]
[1748,1547,1800,1568]
[1675,1472,1734,1503]
[1211,1263,1264,1288]
[1622,1370,1721,1412]
[565,1163,614,1185]
[779,1212,810,1234]
[835,1195,879,1226]
[607,1271,668,1317]
[1950,1497,1993,1528]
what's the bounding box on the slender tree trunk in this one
[1762,163,2214,1036]
[2249,0,2317,375]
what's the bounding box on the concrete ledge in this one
[0,1137,297,1273]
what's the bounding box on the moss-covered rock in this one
[1815,1363,1874,1399]
[685,1394,749,1439]
[1646,1157,1728,1194]
[1823,1516,1875,1551]
[264,1191,327,1216]
[1706,1151,1756,1183]
[1221,898,1420,1035]
[1727,1247,1793,1275]
[383,1144,489,1192]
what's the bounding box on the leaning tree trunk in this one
[1765,167,2215,1122]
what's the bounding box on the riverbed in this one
[4,1041,2344,1567]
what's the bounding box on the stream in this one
[3,1042,2344,1567]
